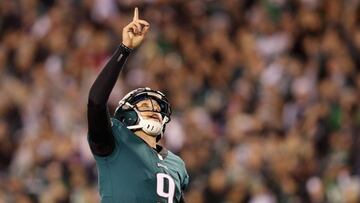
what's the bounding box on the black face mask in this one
[128,93,171,119]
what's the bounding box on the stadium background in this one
[1,0,360,202]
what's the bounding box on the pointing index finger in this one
[133,7,139,21]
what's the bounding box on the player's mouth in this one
[147,114,161,122]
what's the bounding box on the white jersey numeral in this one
[156,173,175,203]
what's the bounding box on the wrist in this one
[120,43,133,53]
[122,41,133,49]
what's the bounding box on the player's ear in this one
[115,109,139,126]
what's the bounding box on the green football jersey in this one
[90,118,189,203]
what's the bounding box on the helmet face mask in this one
[130,93,171,120]
[114,87,171,141]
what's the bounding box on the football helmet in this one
[114,87,171,141]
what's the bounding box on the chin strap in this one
[127,108,169,137]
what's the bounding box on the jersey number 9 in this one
[156,173,175,203]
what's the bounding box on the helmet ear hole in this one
[115,109,139,126]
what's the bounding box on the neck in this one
[134,130,157,148]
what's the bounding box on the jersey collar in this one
[155,145,168,159]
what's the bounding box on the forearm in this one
[87,43,132,155]
[88,43,132,106]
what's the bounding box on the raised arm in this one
[87,7,150,156]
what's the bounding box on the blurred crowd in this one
[1,0,360,202]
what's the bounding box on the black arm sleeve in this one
[87,44,132,156]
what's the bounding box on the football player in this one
[87,7,189,203]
